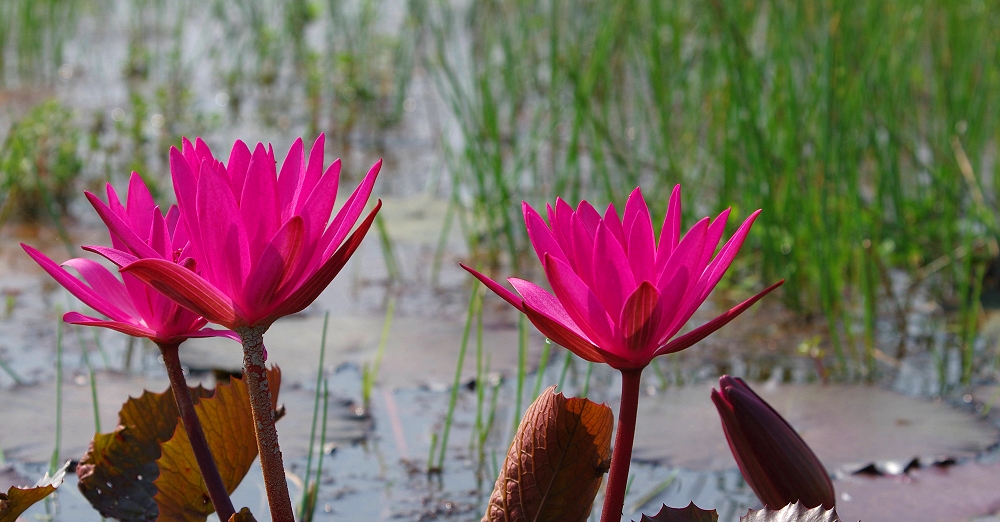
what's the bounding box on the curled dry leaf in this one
[482,386,613,522]
[0,462,68,522]
[637,502,719,522]
[154,367,281,521]
[740,501,843,522]
[228,507,258,521]
[77,367,281,521]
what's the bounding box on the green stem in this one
[235,325,295,522]
[600,368,642,522]
[158,342,235,521]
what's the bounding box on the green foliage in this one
[430,0,1000,377]
[0,100,82,224]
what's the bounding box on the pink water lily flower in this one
[120,134,382,329]
[21,173,235,345]
[464,185,781,370]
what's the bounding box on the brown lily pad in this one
[637,502,719,521]
[482,386,613,522]
[0,462,68,522]
[739,502,842,522]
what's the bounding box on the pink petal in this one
[62,258,139,317]
[121,258,240,327]
[603,203,626,246]
[591,222,635,319]
[299,159,341,241]
[82,246,138,268]
[575,200,602,234]
[227,140,252,204]
[170,146,203,261]
[148,210,171,258]
[655,217,710,339]
[695,210,761,302]
[21,244,134,322]
[656,184,682,263]
[520,303,626,367]
[240,142,281,260]
[197,159,250,298]
[699,208,732,269]
[188,327,241,342]
[85,192,161,260]
[277,137,305,222]
[620,281,661,357]
[63,312,155,339]
[508,277,587,340]
[626,198,656,284]
[621,187,648,251]
[244,216,305,317]
[657,280,783,356]
[294,134,326,214]
[460,264,523,310]
[548,199,574,254]
[270,200,381,321]
[318,160,381,260]
[125,173,156,241]
[569,214,595,286]
[523,201,568,266]
[543,253,617,350]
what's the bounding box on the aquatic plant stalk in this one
[236,325,294,522]
[159,342,236,521]
[299,311,330,521]
[600,369,641,522]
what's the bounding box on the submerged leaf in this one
[482,386,613,522]
[77,367,280,521]
[0,463,68,522]
[740,501,842,522]
[637,502,719,522]
[154,367,281,521]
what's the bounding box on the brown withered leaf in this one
[740,502,842,522]
[0,462,68,522]
[77,384,214,521]
[154,367,281,522]
[482,386,613,522]
[228,507,258,521]
[637,502,719,522]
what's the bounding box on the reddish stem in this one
[236,325,295,522]
[158,342,236,522]
[600,368,643,522]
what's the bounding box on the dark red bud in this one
[712,376,835,510]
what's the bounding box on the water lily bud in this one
[712,375,835,510]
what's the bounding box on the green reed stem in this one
[436,282,481,470]
[299,311,330,521]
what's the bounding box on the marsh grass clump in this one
[0,100,82,225]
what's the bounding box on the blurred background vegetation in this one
[0,0,998,384]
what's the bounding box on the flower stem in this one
[158,342,236,522]
[235,325,294,522]
[600,368,643,522]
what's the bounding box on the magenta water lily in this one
[464,185,781,522]
[713,375,836,510]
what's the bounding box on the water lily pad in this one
[0,462,67,522]
[628,382,996,473]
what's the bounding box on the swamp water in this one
[0,1,998,521]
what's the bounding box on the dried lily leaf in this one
[482,386,613,522]
[154,367,281,521]
[740,501,842,522]
[228,507,258,521]
[637,502,719,521]
[77,367,280,521]
[0,462,68,522]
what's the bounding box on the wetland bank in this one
[1,1,1000,521]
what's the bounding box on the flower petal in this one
[523,201,568,266]
[62,258,139,317]
[294,134,326,215]
[318,160,381,260]
[21,244,135,322]
[657,184,682,258]
[241,142,282,260]
[625,195,656,284]
[227,140,252,204]
[197,158,250,299]
[543,253,617,351]
[121,258,240,327]
[85,192,162,260]
[277,137,305,222]
[508,277,585,339]
[270,200,381,321]
[620,281,661,357]
[591,222,634,319]
[63,312,155,339]
[244,216,305,318]
[460,264,523,311]
[520,303,627,367]
[125,173,156,241]
[603,203,626,247]
[82,246,138,268]
[657,280,783,356]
